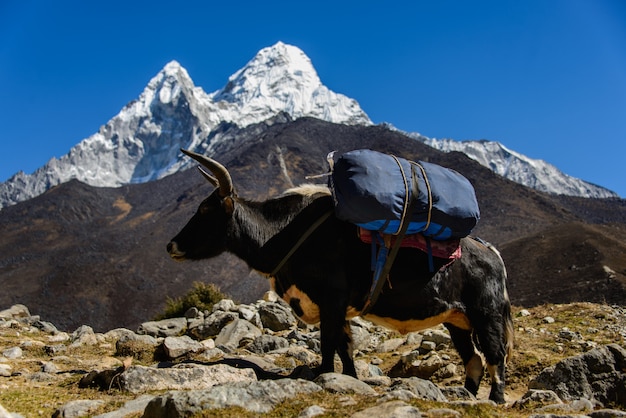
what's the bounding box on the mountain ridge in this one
[0,42,619,210]
[1,117,625,332]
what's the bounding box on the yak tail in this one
[484,240,515,363]
[502,287,515,363]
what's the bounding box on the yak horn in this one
[181,149,233,197]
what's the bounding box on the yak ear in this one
[222,196,235,215]
[197,167,219,188]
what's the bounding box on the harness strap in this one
[361,164,420,315]
[270,209,333,277]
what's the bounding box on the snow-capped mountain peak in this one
[214,42,322,104]
[210,42,368,127]
[0,43,371,209]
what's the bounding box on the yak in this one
[167,149,514,403]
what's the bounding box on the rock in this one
[285,345,320,366]
[529,344,626,406]
[104,328,141,341]
[378,389,418,402]
[93,395,155,418]
[33,320,58,334]
[48,332,70,343]
[41,362,60,374]
[422,329,451,346]
[143,379,322,415]
[350,401,422,418]
[52,399,105,418]
[115,333,159,362]
[390,377,447,402]
[558,328,583,341]
[0,364,12,377]
[419,340,437,354]
[0,304,30,320]
[2,347,22,359]
[137,317,187,337]
[314,373,377,396]
[212,299,237,313]
[440,386,476,402]
[162,335,204,359]
[258,302,297,331]
[44,344,67,355]
[376,338,405,353]
[350,322,374,352]
[188,311,238,339]
[237,304,262,327]
[298,405,326,417]
[416,353,446,378]
[535,398,594,414]
[119,363,257,393]
[405,332,423,346]
[248,334,290,354]
[514,389,563,408]
[214,319,262,349]
[70,325,100,347]
[0,402,18,418]
[184,307,200,319]
[590,410,626,417]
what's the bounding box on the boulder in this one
[0,304,30,320]
[258,302,297,331]
[188,311,238,339]
[137,317,187,337]
[52,399,105,418]
[389,377,447,402]
[214,319,262,350]
[162,335,204,359]
[119,363,257,393]
[314,372,377,396]
[143,379,321,415]
[529,344,626,406]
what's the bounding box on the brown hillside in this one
[502,222,626,306]
[1,117,625,331]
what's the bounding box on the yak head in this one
[167,149,236,261]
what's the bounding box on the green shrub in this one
[156,281,229,319]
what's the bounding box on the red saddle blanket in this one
[358,228,462,261]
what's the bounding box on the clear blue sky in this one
[2,0,625,196]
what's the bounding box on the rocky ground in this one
[1,297,625,418]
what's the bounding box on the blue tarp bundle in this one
[329,149,480,240]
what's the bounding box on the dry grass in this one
[1,302,624,417]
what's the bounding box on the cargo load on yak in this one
[328,149,480,240]
[327,148,480,313]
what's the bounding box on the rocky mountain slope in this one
[1,117,625,333]
[1,301,625,417]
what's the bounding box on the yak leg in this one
[473,317,508,404]
[445,324,484,396]
[317,300,356,377]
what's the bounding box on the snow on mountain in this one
[0,42,371,209]
[414,135,618,199]
[0,41,619,209]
